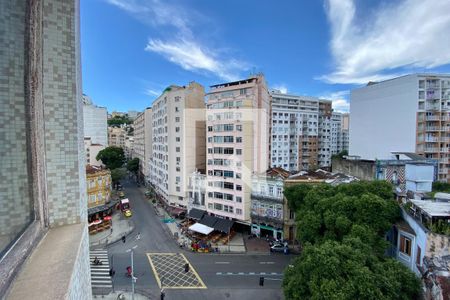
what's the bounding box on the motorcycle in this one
[126,266,132,277]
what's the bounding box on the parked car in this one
[270,244,289,254]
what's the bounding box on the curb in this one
[90,220,135,249]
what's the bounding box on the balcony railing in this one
[439,168,449,174]
[426,115,441,121]
[250,212,283,225]
[425,126,440,131]
[251,193,284,204]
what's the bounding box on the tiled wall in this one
[0,0,33,249]
[42,0,86,226]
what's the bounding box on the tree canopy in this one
[283,181,421,300]
[331,149,348,160]
[107,115,132,127]
[96,146,125,170]
[126,157,139,174]
[110,168,126,184]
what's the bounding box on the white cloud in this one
[272,84,288,94]
[105,0,248,81]
[319,90,350,112]
[144,88,160,97]
[145,39,245,81]
[321,0,450,84]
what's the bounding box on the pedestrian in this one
[136,232,141,240]
[160,288,165,300]
[110,227,113,234]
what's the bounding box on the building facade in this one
[188,171,207,212]
[86,165,112,209]
[150,82,206,209]
[0,0,91,298]
[350,74,450,182]
[82,95,107,146]
[108,126,127,148]
[132,107,152,182]
[250,168,289,239]
[84,137,105,166]
[270,90,335,172]
[205,75,271,224]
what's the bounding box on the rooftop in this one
[410,199,450,217]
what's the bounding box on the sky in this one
[81,0,450,113]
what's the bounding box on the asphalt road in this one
[107,179,293,299]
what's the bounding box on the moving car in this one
[124,209,132,217]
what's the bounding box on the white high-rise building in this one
[205,75,270,224]
[350,74,450,182]
[82,95,107,146]
[150,82,206,208]
[132,107,152,182]
[270,90,334,171]
[331,112,349,155]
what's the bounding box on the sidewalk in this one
[89,212,135,248]
[93,291,149,300]
[145,190,246,254]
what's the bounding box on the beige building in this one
[84,137,105,166]
[205,75,271,224]
[132,107,153,182]
[150,82,206,209]
[108,126,127,148]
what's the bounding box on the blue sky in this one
[81,0,450,113]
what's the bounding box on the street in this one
[106,180,293,299]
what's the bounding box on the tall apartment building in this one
[132,107,153,182]
[82,95,107,146]
[150,82,206,208]
[0,0,91,298]
[108,126,127,148]
[205,75,270,224]
[270,90,334,172]
[350,74,450,182]
[331,112,350,155]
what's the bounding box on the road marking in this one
[216,272,283,276]
[215,262,230,264]
[259,262,275,264]
[146,253,207,289]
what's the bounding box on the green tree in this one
[283,181,420,299]
[331,149,348,160]
[432,181,450,193]
[283,240,420,300]
[96,146,125,169]
[107,115,132,127]
[126,157,139,174]
[110,168,126,186]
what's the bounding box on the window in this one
[208,203,213,209]
[214,203,223,210]
[176,147,180,152]
[175,127,180,132]
[236,125,242,131]
[236,173,241,179]
[176,167,180,172]
[399,235,412,256]
[236,196,242,203]
[224,148,234,154]
[236,208,242,215]
[236,137,242,143]
[175,117,180,122]
[176,137,180,142]
[236,185,242,191]
[208,126,213,132]
[224,170,234,178]
[175,107,179,112]
[176,187,180,192]
[224,182,234,189]
[176,176,181,183]
[176,157,181,163]
[236,149,242,155]
[289,210,295,219]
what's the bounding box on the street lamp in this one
[126,245,138,300]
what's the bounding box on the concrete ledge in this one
[7,223,89,300]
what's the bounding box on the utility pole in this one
[126,245,138,300]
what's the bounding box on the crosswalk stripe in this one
[90,249,112,293]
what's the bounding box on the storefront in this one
[251,223,283,240]
[87,200,118,234]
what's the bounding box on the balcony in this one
[426,115,441,121]
[251,193,284,204]
[440,148,450,153]
[250,212,283,225]
[425,126,440,131]
[439,168,449,174]
[425,137,439,142]
[424,147,439,153]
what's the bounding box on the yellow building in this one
[86,165,112,208]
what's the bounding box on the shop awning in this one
[170,206,186,216]
[199,214,218,228]
[189,223,214,235]
[214,218,234,233]
[88,199,119,216]
[188,208,206,220]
